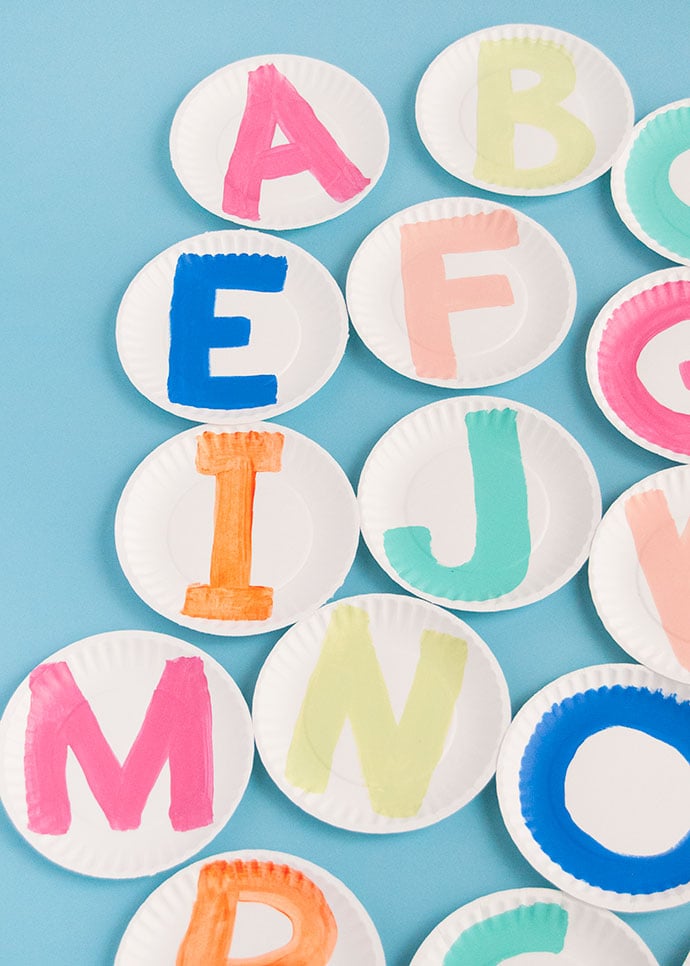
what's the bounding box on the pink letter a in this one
[222,63,370,221]
[24,656,214,834]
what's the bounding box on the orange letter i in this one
[182,431,284,621]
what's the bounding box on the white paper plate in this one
[0,631,253,878]
[358,396,600,611]
[115,848,384,964]
[589,466,690,684]
[410,888,658,965]
[115,423,359,636]
[116,229,348,423]
[496,664,690,912]
[611,99,690,265]
[252,593,510,833]
[416,24,633,195]
[170,54,388,229]
[586,267,690,462]
[345,197,575,388]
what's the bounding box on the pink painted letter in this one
[24,656,214,834]
[625,489,690,671]
[399,211,519,380]
[222,63,370,221]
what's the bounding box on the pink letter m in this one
[24,656,214,834]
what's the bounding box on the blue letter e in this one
[167,251,287,410]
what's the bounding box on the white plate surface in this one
[0,631,253,878]
[252,593,511,832]
[497,664,690,911]
[170,54,388,228]
[115,849,384,965]
[116,229,348,423]
[358,396,600,611]
[115,422,360,636]
[346,197,575,388]
[416,24,633,195]
[410,888,658,965]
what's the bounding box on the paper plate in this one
[116,229,348,423]
[415,24,633,195]
[115,848,384,964]
[357,396,601,611]
[170,54,389,229]
[252,593,510,833]
[611,99,690,265]
[589,466,690,684]
[586,267,690,462]
[345,197,575,388]
[115,422,359,636]
[496,663,690,912]
[0,631,253,878]
[409,888,659,965]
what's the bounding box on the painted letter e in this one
[167,251,287,411]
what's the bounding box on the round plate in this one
[415,24,633,195]
[116,229,348,423]
[252,593,510,833]
[589,466,690,684]
[496,664,690,912]
[115,422,359,636]
[0,631,253,878]
[345,197,575,388]
[611,99,690,265]
[357,396,601,611]
[586,267,690,462]
[410,888,659,965]
[115,849,384,964]
[170,54,389,229]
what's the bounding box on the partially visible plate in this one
[345,197,575,388]
[116,229,348,423]
[115,849,384,964]
[410,888,659,964]
[357,396,600,611]
[252,593,510,833]
[115,422,359,635]
[497,664,690,912]
[416,24,633,195]
[0,631,253,878]
[170,54,388,228]
[611,99,690,265]
[586,267,690,462]
[589,465,690,684]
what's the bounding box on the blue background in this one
[2,1,689,962]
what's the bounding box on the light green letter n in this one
[285,604,468,817]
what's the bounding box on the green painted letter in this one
[475,38,596,189]
[285,604,468,817]
[383,408,531,603]
[444,902,568,966]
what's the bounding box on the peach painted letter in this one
[399,211,518,380]
[625,488,690,671]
